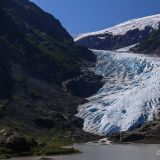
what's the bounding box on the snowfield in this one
[74,14,160,41]
[76,50,160,135]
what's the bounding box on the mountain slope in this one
[0,0,101,156]
[0,0,96,83]
[75,14,160,50]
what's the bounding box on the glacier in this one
[76,50,160,135]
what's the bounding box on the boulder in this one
[120,132,145,142]
[63,72,104,98]
[110,131,146,142]
[0,128,35,152]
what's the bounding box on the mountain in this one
[0,0,102,157]
[75,14,160,142]
[131,28,160,55]
[75,14,160,50]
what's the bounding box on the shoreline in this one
[4,142,160,160]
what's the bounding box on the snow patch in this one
[98,37,106,40]
[115,44,138,52]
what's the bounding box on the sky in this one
[30,0,160,35]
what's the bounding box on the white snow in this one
[76,50,160,135]
[74,14,160,41]
[98,37,106,40]
[115,44,138,52]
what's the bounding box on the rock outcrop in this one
[109,121,160,143]
[0,128,36,152]
[131,28,160,56]
[63,71,104,98]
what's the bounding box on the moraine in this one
[76,50,160,135]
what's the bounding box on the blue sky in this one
[30,0,160,34]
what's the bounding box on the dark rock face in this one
[0,0,72,42]
[110,132,145,142]
[109,121,160,143]
[76,26,156,50]
[63,72,104,98]
[0,63,13,100]
[131,28,160,56]
[0,0,97,83]
[120,132,145,142]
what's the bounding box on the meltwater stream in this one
[77,50,160,135]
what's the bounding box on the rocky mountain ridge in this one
[131,28,160,56]
[75,14,160,50]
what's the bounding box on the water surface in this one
[9,143,160,160]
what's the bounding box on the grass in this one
[0,134,80,159]
[0,147,13,159]
[25,29,82,71]
[32,136,80,155]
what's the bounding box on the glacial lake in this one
[8,143,160,160]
